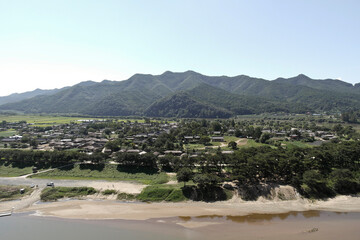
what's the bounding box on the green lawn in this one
[31,164,169,184]
[238,139,267,148]
[0,164,34,177]
[211,141,222,146]
[0,129,17,137]
[183,143,206,150]
[223,136,241,142]
[281,141,312,149]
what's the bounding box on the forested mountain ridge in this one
[0,80,98,106]
[273,74,360,94]
[0,71,359,117]
[144,92,233,118]
[0,87,67,106]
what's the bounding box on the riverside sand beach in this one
[25,195,360,221]
[0,177,359,221]
[1,195,359,240]
[1,179,359,239]
[1,177,358,221]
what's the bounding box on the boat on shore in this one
[0,207,14,217]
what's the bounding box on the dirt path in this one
[0,175,146,213]
[0,177,146,194]
[236,138,248,146]
[165,172,178,185]
[18,163,76,179]
[0,187,44,212]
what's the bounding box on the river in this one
[1,211,359,240]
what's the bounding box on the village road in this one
[0,177,146,194]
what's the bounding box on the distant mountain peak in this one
[297,74,310,78]
[75,80,97,87]
[184,70,198,74]
[161,70,199,75]
[101,79,114,84]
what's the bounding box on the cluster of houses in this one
[0,120,181,154]
[0,119,339,157]
[49,138,109,152]
[259,128,337,141]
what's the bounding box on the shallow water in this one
[0,211,359,240]
[0,213,195,240]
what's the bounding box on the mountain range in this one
[0,71,359,118]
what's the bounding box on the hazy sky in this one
[0,0,359,96]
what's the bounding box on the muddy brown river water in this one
[0,211,359,240]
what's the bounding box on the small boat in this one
[0,207,14,217]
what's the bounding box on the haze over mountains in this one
[1,71,359,118]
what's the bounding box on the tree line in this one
[1,141,359,198]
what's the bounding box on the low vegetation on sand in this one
[137,185,188,202]
[0,185,33,201]
[40,187,97,201]
[117,192,137,201]
[32,164,169,185]
[136,184,233,202]
[102,189,117,195]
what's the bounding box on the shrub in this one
[176,168,193,186]
[301,170,334,198]
[165,189,187,202]
[117,192,137,200]
[102,189,117,195]
[329,169,360,194]
[182,185,232,202]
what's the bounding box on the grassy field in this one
[183,143,206,150]
[223,136,240,142]
[0,115,98,126]
[31,164,169,184]
[0,114,174,126]
[0,129,17,137]
[0,164,34,177]
[184,136,272,151]
[40,186,97,201]
[238,139,267,148]
[281,141,313,149]
[0,185,33,201]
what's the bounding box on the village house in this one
[211,136,225,142]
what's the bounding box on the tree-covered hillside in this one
[0,71,359,117]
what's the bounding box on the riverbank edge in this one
[22,195,360,222]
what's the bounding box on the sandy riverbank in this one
[24,195,360,222]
